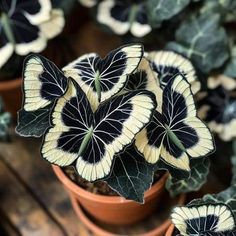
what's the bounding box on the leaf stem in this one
[165,124,186,152]
[95,71,101,102]
[1,13,15,45]
[78,126,93,156]
[128,4,138,27]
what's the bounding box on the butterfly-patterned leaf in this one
[16,103,54,137]
[0,0,64,68]
[198,84,236,141]
[124,57,162,109]
[41,79,156,181]
[124,58,155,92]
[147,50,200,94]
[38,9,65,40]
[14,0,52,25]
[172,204,236,236]
[135,74,214,179]
[17,54,68,137]
[97,0,151,37]
[63,44,143,111]
[105,144,155,203]
[166,158,210,197]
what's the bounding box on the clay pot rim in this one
[52,165,169,204]
[165,224,175,236]
[0,77,22,90]
[70,193,185,236]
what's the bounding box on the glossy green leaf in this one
[224,47,236,78]
[189,155,236,219]
[147,0,190,27]
[16,103,54,138]
[166,158,210,197]
[167,13,229,73]
[106,145,155,203]
[201,0,236,22]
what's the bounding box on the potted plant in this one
[0,0,67,119]
[16,41,215,235]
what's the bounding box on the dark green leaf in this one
[189,155,236,219]
[224,47,236,78]
[106,145,155,203]
[166,158,210,197]
[16,103,54,137]
[147,0,190,27]
[201,0,236,22]
[166,13,229,73]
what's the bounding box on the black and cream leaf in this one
[166,158,210,197]
[79,0,98,8]
[63,44,143,111]
[105,144,156,203]
[17,54,68,137]
[135,74,214,179]
[172,203,236,236]
[198,82,236,141]
[97,0,151,37]
[147,50,200,94]
[41,79,156,181]
[0,0,64,68]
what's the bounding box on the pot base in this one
[70,193,185,236]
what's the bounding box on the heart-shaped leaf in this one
[105,145,156,203]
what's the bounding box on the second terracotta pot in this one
[52,165,168,225]
[0,77,22,121]
[165,224,175,236]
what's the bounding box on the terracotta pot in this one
[70,193,185,236]
[0,77,22,121]
[165,224,175,236]
[52,165,168,225]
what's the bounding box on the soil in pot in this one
[64,166,164,197]
[53,165,168,226]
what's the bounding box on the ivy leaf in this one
[189,155,236,219]
[166,13,229,73]
[224,47,236,78]
[166,158,210,197]
[202,186,236,219]
[105,145,155,203]
[200,0,236,22]
[0,97,11,140]
[16,103,53,137]
[147,0,190,27]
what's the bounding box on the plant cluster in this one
[17,43,215,203]
[79,0,236,76]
